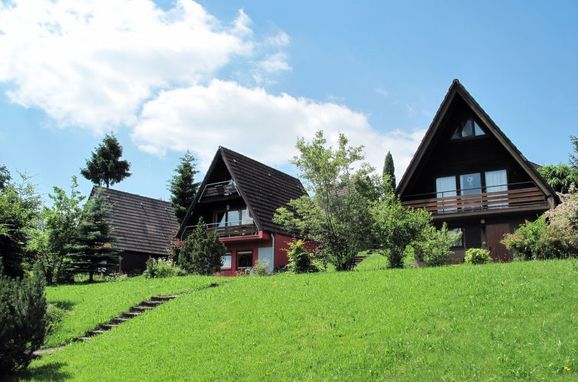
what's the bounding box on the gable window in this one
[451,118,485,139]
[215,208,253,227]
[237,250,253,269]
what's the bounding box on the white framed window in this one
[436,176,457,213]
[221,253,232,270]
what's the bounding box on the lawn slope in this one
[21,260,578,381]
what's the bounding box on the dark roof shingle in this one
[95,187,179,256]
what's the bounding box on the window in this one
[460,173,482,195]
[214,208,252,227]
[221,253,232,270]
[237,250,253,268]
[451,118,485,139]
[436,176,457,212]
[449,228,464,248]
[485,169,508,208]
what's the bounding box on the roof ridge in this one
[95,186,171,206]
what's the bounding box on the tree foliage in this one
[570,135,578,170]
[538,164,578,194]
[0,164,10,191]
[0,176,41,277]
[382,151,396,193]
[81,133,131,188]
[274,131,375,271]
[27,177,85,284]
[0,263,47,375]
[169,151,199,224]
[177,218,225,275]
[66,189,117,281]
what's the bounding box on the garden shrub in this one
[251,260,270,276]
[286,240,317,273]
[502,216,547,260]
[0,264,47,375]
[413,224,460,267]
[143,258,183,278]
[541,194,578,259]
[178,218,226,275]
[464,248,492,264]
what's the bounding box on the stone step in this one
[88,329,106,336]
[151,295,176,302]
[123,311,141,318]
[142,300,164,307]
[110,317,129,325]
[76,336,92,342]
[131,305,153,313]
[100,323,118,330]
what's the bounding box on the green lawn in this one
[16,260,578,381]
[44,275,220,347]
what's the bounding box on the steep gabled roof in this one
[177,147,307,237]
[94,187,179,256]
[397,79,558,202]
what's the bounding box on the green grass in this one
[355,252,390,271]
[44,275,220,347]
[17,260,578,381]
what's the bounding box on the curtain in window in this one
[485,170,508,208]
[436,176,457,212]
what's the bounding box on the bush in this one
[178,218,226,275]
[46,304,66,335]
[413,224,460,267]
[0,264,47,375]
[143,258,183,279]
[286,240,317,273]
[541,194,578,259]
[502,216,547,260]
[251,260,270,276]
[464,248,492,265]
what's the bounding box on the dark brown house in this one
[95,187,179,274]
[177,146,307,275]
[397,80,558,261]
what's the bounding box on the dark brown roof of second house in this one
[94,187,179,256]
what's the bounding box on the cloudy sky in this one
[1,0,577,201]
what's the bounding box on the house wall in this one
[120,251,165,275]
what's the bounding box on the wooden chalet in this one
[95,187,179,274]
[177,147,307,275]
[397,80,558,262]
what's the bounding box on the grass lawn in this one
[44,275,221,347]
[15,260,578,381]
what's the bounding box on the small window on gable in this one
[452,118,485,139]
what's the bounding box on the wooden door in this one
[486,223,512,262]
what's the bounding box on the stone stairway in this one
[34,295,176,357]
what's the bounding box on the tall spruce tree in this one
[169,151,199,223]
[0,164,10,190]
[81,133,131,188]
[66,189,117,281]
[382,151,396,193]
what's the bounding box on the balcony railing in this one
[401,182,547,215]
[182,222,258,238]
[200,180,239,200]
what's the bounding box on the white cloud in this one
[0,0,253,131]
[258,52,292,73]
[133,80,424,179]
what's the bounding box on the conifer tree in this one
[0,164,10,190]
[81,133,131,188]
[66,189,117,281]
[169,151,199,223]
[382,151,396,193]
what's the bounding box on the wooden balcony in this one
[401,183,548,216]
[183,222,258,238]
[199,180,239,201]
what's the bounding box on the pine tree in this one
[0,164,10,190]
[81,133,131,188]
[66,189,117,281]
[382,151,396,193]
[169,151,199,223]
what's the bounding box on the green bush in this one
[541,194,578,259]
[413,224,460,267]
[502,216,547,260]
[464,248,492,265]
[0,264,48,375]
[286,240,317,273]
[46,304,66,335]
[251,260,270,276]
[143,258,183,279]
[178,218,226,275]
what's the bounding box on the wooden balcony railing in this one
[401,183,547,215]
[200,180,238,200]
[183,222,258,238]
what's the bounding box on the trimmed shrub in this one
[143,258,183,279]
[286,240,317,273]
[413,224,460,267]
[464,248,492,265]
[0,264,48,375]
[178,218,226,275]
[502,216,547,260]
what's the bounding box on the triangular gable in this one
[177,147,307,238]
[397,79,557,205]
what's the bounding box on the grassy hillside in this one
[18,260,578,381]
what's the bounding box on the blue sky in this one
[1,0,577,203]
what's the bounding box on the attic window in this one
[451,118,485,139]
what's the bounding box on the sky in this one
[1,0,577,203]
